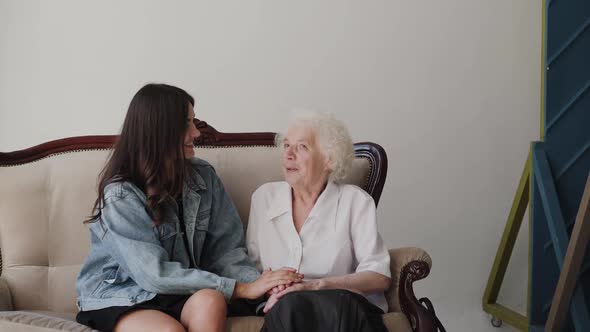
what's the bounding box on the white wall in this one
[0,1,541,330]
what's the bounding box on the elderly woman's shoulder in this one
[337,183,375,204]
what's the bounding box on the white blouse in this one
[246,181,391,312]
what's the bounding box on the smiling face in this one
[282,123,330,189]
[182,104,200,159]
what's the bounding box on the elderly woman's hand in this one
[234,269,303,300]
[263,292,280,313]
[262,280,322,313]
[262,279,368,313]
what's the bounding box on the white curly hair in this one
[278,111,355,183]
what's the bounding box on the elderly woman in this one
[246,113,391,331]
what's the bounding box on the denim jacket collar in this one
[185,165,207,192]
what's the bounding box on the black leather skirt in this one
[262,289,387,332]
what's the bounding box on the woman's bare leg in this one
[114,309,185,332]
[180,289,227,332]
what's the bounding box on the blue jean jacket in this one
[76,158,260,311]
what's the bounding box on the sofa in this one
[0,120,438,332]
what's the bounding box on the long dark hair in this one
[86,83,195,225]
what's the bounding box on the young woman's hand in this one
[234,269,303,300]
[263,267,297,296]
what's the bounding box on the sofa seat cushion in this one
[0,310,263,332]
[226,316,264,332]
[0,310,97,331]
[0,310,412,332]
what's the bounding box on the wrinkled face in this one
[183,105,200,159]
[282,124,330,188]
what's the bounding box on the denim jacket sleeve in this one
[96,193,237,301]
[198,170,260,284]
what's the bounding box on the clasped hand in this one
[261,267,320,313]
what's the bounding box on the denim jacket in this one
[76,158,260,311]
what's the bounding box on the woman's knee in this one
[181,289,227,324]
[192,289,226,311]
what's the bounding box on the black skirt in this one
[76,294,258,332]
[76,294,189,332]
[262,289,388,332]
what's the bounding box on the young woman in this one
[75,84,302,332]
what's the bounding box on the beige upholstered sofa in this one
[0,121,437,332]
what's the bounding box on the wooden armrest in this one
[385,247,438,332]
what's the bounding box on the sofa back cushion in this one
[0,146,372,313]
